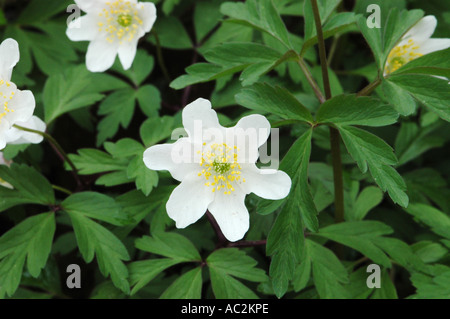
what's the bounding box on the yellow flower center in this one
[0,80,16,124]
[198,143,246,195]
[98,0,144,44]
[386,39,423,75]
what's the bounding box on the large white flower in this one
[143,98,292,242]
[384,15,450,76]
[0,38,44,150]
[67,0,157,72]
[0,152,13,189]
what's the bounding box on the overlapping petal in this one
[166,172,215,229]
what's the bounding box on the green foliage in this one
[1,0,449,301]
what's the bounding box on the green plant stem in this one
[13,124,81,187]
[357,78,382,97]
[310,0,345,231]
[52,185,73,195]
[297,58,326,103]
[152,31,171,82]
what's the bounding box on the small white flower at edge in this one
[0,38,46,151]
[143,98,292,242]
[384,15,450,76]
[0,151,13,189]
[66,0,157,72]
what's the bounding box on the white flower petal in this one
[417,38,450,55]
[0,38,20,82]
[6,116,46,145]
[182,98,222,141]
[86,39,119,72]
[66,14,99,42]
[140,2,157,33]
[208,190,249,242]
[402,15,437,44]
[0,118,10,150]
[143,138,201,182]
[166,172,214,229]
[74,0,111,12]
[234,114,271,147]
[6,89,35,124]
[231,114,271,163]
[241,164,291,200]
[118,39,139,70]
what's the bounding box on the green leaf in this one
[220,0,293,49]
[258,130,319,234]
[410,268,450,299]
[337,125,408,207]
[207,248,268,282]
[148,16,193,49]
[129,258,179,295]
[136,85,161,117]
[348,186,384,221]
[392,47,450,78]
[127,155,159,196]
[317,94,399,127]
[370,269,398,299]
[302,10,356,56]
[266,183,307,298]
[307,239,349,299]
[0,213,55,298]
[67,212,130,293]
[374,237,425,272]
[111,50,155,86]
[160,267,203,299]
[0,164,55,212]
[207,248,267,299]
[382,79,417,116]
[317,221,393,267]
[104,138,145,159]
[69,149,129,175]
[194,0,223,42]
[388,75,450,122]
[170,42,290,89]
[97,87,137,145]
[43,65,110,124]
[404,204,450,240]
[62,192,131,226]
[17,0,71,24]
[140,116,175,147]
[135,232,201,262]
[235,83,314,123]
[394,122,446,166]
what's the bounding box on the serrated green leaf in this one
[0,213,55,298]
[68,212,130,293]
[236,82,314,123]
[317,94,399,127]
[62,192,131,226]
[135,232,201,262]
[160,267,203,299]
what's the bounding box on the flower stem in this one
[151,30,171,82]
[297,58,326,103]
[52,184,73,195]
[357,78,382,97]
[13,124,82,187]
[310,0,345,231]
[206,210,227,248]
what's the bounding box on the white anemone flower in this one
[67,0,157,72]
[0,152,13,189]
[143,98,292,242]
[0,38,44,150]
[384,15,450,76]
